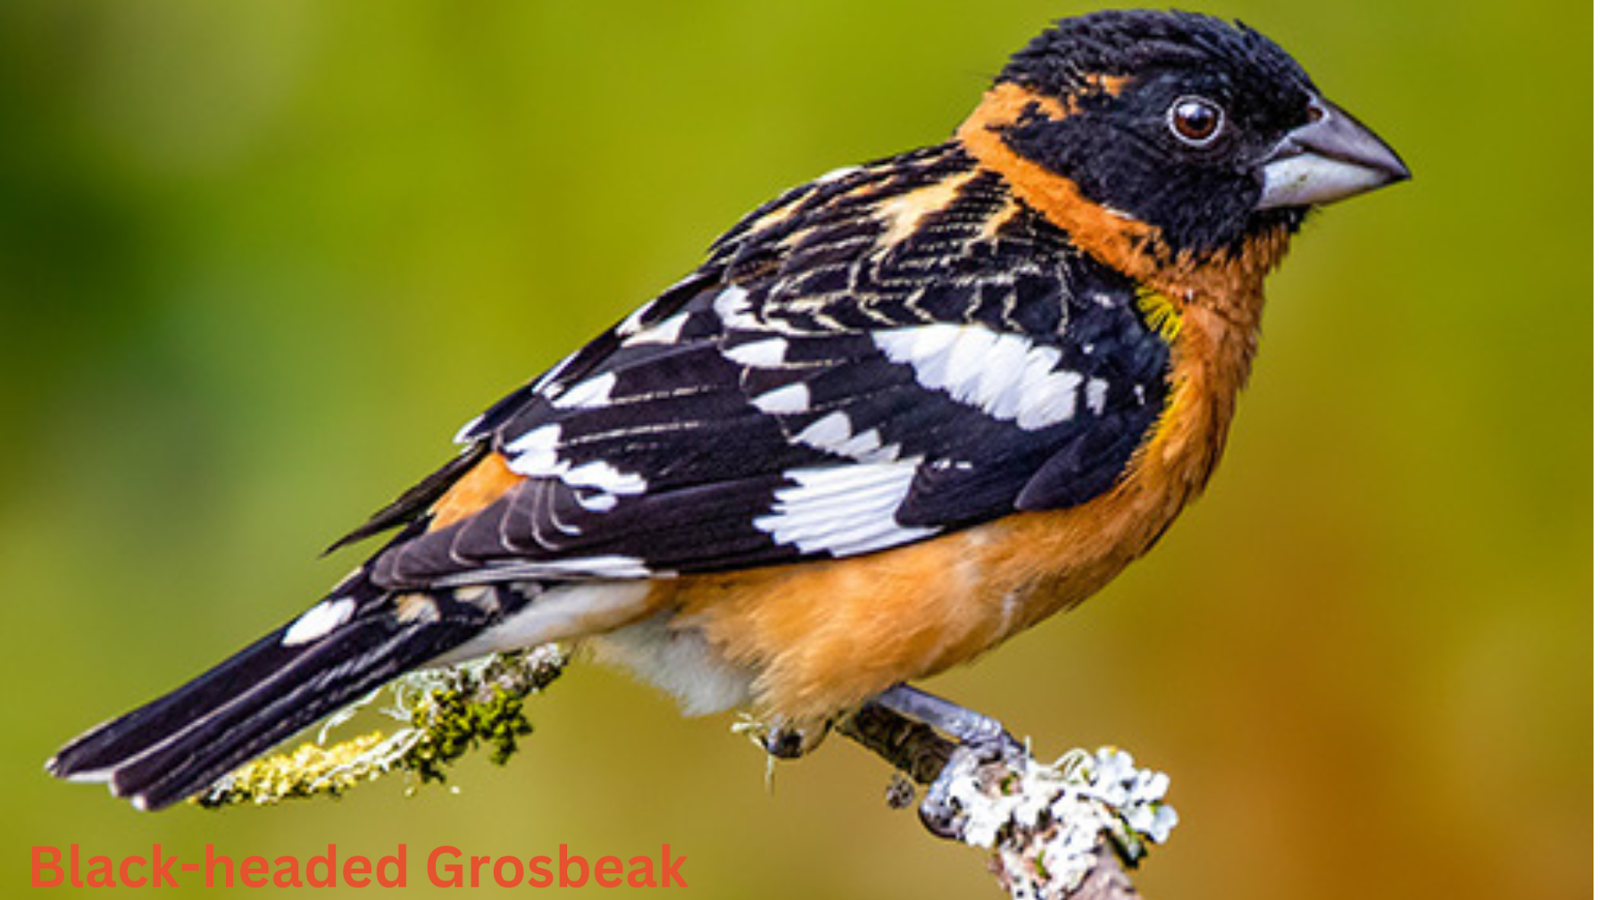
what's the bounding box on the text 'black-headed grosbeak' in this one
[51,10,1408,810]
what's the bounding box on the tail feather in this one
[48,628,296,784]
[47,574,510,810]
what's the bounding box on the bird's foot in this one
[917,728,1027,839]
[866,684,1027,839]
[759,718,832,759]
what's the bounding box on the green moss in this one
[399,681,535,782]
[192,645,566,809]
[193,732,388,808]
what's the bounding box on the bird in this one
[49,9,1408,812]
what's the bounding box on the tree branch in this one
[193,643,1175,900]
[840,706,1175,900]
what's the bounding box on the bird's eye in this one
[1167,96,1225,147]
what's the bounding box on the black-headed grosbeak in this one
[50,10,1408,810]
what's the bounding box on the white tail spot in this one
[282,597,355,646]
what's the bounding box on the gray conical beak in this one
[1256,98,1410,209]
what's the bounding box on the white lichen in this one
[941,745,1178,898]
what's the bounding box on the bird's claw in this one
[761,719,831,759]
[918,731,1028,841]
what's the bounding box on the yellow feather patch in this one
[1143,376,1196,467]
[1136,289,1184,343]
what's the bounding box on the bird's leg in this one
[857,684,1027,839]
[871,684,1021,753]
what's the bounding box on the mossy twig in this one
[193,645,567,808]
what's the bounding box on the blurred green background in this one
[1,1,1588,897]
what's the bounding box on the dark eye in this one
[1167,96,1225,147]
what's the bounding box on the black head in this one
[993,10,1408,256]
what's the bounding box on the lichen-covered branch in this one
[840,706,1177,900]
[191,642,1174,900]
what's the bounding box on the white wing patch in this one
[451,414,486,446]
[713,285,757,330]
[505,423,562,469]
[282,596,355,646]
[621,311,691,347]
[873,323,1086,430]
[713,283,805,335]
[504,424,650,510]
[751,383,811,414]
[794,411,901,462]
[563,459,647,495]
[755,461,936,556]
[723,336,790,367]
[1085,377,1110,416]
[428,555,661,588]
[551,372,617,409]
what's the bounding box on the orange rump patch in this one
[429,452,525,530]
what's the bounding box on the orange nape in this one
[956,82,1292,303]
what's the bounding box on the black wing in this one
[356,143,1172,588]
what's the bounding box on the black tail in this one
[46,572,504,810]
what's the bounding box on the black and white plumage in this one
[52,142,1169,810]
[49,10,1408,811]
[378,144,1170,583]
